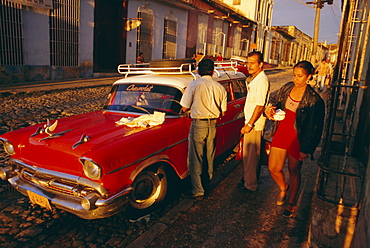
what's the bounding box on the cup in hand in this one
[273,109,286,121]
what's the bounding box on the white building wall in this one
[255,0,273,62]
[222,0,273,60]
[221,0,256,21]
[126,1,188,64]
[22,1,94,67]
[22,7,50,65]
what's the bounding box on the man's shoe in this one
[182,192,204,201]
[237,181,245,190]
[194,195,204,201]
[237,184,257,193]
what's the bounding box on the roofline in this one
[201,0,256,25]
[160,0,256,25]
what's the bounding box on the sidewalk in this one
[0,66,290,95]
[0,76,122,94]
[127,151,320,247]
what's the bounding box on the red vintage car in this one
[0,59,247,219]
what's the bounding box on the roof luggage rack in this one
[117,59,243,79]
[117,62,196,78]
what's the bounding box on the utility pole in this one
[305,0,333,64]
[312,0,322,65]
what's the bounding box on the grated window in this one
[163,18,177,59]
[50,0,80,67]
[233,26,242,55]
[0,0,23,65]
[197,13,208,54]
[137,9,153,62]
[270,37,280,61]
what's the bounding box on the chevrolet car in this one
[0,59,247,219]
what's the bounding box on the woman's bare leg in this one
[287,154,303,206]
[268,147,289,195]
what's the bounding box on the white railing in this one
[117,59,244,79]
[117,63,196,79]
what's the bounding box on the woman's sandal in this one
[283,203,296,217]
[276,184,289,206]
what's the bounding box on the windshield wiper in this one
[132,105,151,114]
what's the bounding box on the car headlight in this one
[81,158,102,180]
[1,139,15,155]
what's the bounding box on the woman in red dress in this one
[216,53,223,61]
[264,61,325,217]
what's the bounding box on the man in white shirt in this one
[180,59,227,200]
[239,51,270,192]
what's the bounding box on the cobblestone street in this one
[0,68,311,248]
[0,85,166,247]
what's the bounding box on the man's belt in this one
[193,118,217,121]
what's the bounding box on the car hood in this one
[2,111,175,176]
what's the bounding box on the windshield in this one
[104,84,183,115]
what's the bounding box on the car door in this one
[216,79,246,155]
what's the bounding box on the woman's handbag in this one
[235,137,271,162]
[259,139,272,165]
[236,136,243,161]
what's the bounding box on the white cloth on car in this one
[115,111,165,128]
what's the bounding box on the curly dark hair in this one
[198,59,214,76]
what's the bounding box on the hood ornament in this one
[30,119,71,141]
[44,119,58,136]
[30,119,58,138]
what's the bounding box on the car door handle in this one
[234,104,241,108]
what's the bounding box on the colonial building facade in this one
[0,0,326,84]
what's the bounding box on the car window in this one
[221,82,232,102]
[104,84,183,115]
[232,80,247,100]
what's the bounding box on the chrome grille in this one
[15,162,94,198]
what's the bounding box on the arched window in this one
[137,4,153,62]
[212,19,224,56]
[163,12,177,59]
[197,13,208,54]
[233,26,242,55]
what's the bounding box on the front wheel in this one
[129,166,168,212]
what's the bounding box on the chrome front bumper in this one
[2,159,133,219]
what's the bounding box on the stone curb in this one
[0,67,292,95]
[0,76,121,94]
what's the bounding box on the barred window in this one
[0,0,23,65]
[197,13,208,54]
[213,19,223,47]
[233,26,242,51]
[50,0,80,67]
[163,14,177,59]
[137,6,153,62]
[270,37,280,61]
[282,42,290,62]
[240,29,249,52]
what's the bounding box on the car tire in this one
[149,58,195,72]
[129,166,168,211]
